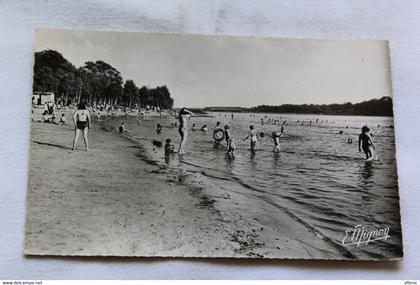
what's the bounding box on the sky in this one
[35,28,392,108]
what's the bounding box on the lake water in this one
[119,112,402,259]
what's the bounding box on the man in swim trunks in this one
[72,102,91,151]
[358,126,375,159]
[178,107,194,154]
[243,125,258,152]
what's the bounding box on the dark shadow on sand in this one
[33,141,72,151]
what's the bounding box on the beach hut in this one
[33,92,55,105]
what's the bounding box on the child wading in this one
[243,125,258,152]
[225,137,237,158]
[165,139,174,155]
[272,121,286,153]
[156,123,162,134]
[358,126,376,160]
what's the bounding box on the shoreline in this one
[25,115,357,259]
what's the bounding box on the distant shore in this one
[201,96,394,117]
[25,112,356,259]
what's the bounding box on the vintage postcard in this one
[25,28,402,260]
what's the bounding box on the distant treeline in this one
[250,97,393,116]
[33,49,174,108]
[205,97,394,116]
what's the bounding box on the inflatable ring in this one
[213,129,225,142]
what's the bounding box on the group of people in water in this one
[175,108,288,158]
[55,103,377,161]
[174,107,377,160]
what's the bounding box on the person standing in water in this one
[243,125,258,152]
[156,123,162,134]
[224,125,232,149]
[226,137,237,158]
[213,121,223,144]
[72,102,91,151]
[214,121,222,132]
[272,121,286,153]
[165,138,175,155]
[358,126,376,160]
[178,107,194,154]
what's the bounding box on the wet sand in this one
[25,114,353,259]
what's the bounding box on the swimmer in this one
[272,121,286,153]
[72,102,91,151]
[358,126,376,160]
[192,123,197,131]
[178,107,194,154]
[348,138,353,144]
[201,125,208,132]
[165,138,175,155]
[243,125,258,152]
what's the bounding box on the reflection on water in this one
[359,161,375,187]
[272,152,281,168]
[125,112,401,259]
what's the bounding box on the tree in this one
[33,49,175,108]
[33,50,76,101]
[33,66,59,93]
[138,85,148,107]
[248,97,393,116]
[123,79,138,107]
[83,60,123,105]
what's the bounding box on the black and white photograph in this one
[25,28,402,260]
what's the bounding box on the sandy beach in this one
[24,111,356,259]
